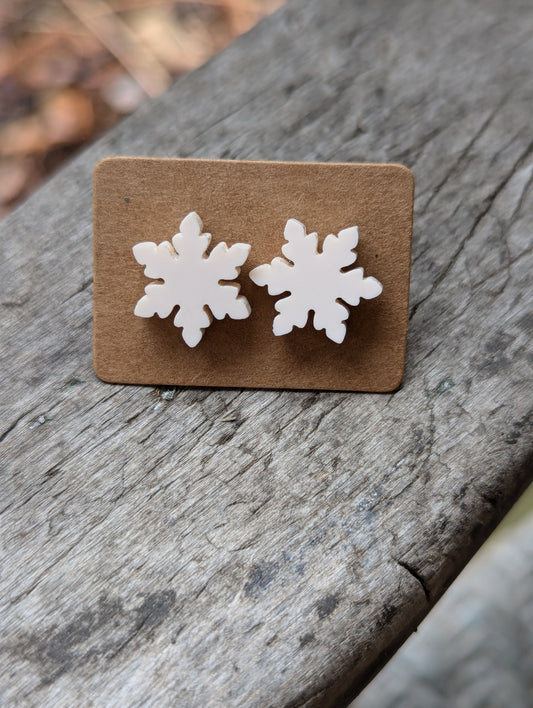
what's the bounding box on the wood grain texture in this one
[355,517,533,707]
[0,0,532,705]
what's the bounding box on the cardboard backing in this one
[93,158,414,391]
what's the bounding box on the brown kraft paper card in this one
[93,158,414,392]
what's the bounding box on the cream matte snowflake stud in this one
[250,219,382,344]
[133,212,251,347]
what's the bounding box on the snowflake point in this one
[180,211,202,236]
[132,241,156,265]
[363,276,383,299]
[227,241,252,267]
[284,218,305,240]
[338,225,359,248]
[236,242,252,259]
[329,326,347,344]
[273,314,294,336]
[249,264,269,287]
[182,328,204,347]
[133,295,151,318]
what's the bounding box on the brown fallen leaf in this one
[0,157,33,204]
[125,7,213,73]
[16,41,81,90]
[0,88,95,155]
[0,115,49,156]
[41,88,95,145]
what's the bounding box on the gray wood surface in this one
[355,517,533,708]
[0,0,532,705]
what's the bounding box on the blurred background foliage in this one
[0,0,284,216]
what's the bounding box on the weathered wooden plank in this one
[355,516,533,707]
[0,0,531,705]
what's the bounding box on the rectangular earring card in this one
[93,158,414,392]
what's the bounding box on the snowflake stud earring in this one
[249,219,382,344]
[132,211,251,347]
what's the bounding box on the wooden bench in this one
[356,515,533,706]
[1,0,531,705]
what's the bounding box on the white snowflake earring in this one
[133,212,251,347]
[249,219,382,344]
